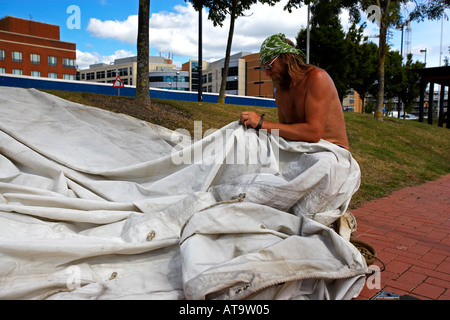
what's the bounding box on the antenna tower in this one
[405,21,412,57]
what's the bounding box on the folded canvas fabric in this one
[0,87,367,300]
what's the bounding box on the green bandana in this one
[259,33,306,66]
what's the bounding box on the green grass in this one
[42,90,450,209]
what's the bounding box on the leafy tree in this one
[356,1,406,120]
[401,53,425,115]
[384,49,405,102]
[296,7,350,100]
[286,0,449,120]
[409,0,450,21]
[345,23,378,113]
[136,0,151,105]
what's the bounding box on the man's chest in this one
[275,88,306,123]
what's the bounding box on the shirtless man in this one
[239,33,350,150]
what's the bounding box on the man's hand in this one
[239,111,262,129]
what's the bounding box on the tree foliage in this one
[296,5,350,99]
[409,0,450,21]
[401,54,425,114]
[345,23,378,113]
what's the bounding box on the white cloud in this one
[87,15,138,44]
[85,1,308,62]
[76,49,133,69]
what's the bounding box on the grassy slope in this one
[42,90,450,209]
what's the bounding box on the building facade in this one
[201,52,248,96]
[242,53,275,99]
[149,70,189,91]
[0,16,77,80]
[182,59,208,92]
[195,52,274,98]
[79,56,176,86]
[342,89,363,113]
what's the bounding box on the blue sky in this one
[1,0,448,69]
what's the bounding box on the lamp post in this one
[420,48,427,66]
[198,7,202,102]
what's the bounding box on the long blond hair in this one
[280,38,316,87]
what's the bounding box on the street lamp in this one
[420,48,427,66]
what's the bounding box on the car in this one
[404,114,418,120]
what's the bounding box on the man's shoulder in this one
[307,67,328,79]
[305,67,334,89]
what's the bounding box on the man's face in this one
[263,55,290,90]
[263,55,280,77]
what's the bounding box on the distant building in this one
[0,16,77,80]
[342,89,363,113]
[242,53,274,99]
[79,56,177,86]
[149,70,190,91]
[184,52,275,98]
[182,59,208,92]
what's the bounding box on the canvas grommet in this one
[147,230,156,241]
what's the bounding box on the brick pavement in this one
[352,174,450,300]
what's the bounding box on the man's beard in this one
[271,65,291,91]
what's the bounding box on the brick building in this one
[0,16,77,80]
[242,53,275,99]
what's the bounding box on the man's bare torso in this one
[275,68,350,150]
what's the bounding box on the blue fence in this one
[0,74,277,108]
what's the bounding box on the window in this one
[222,66,238,77]
[226,80,238,91]
[12,51,22,62]
[62,58,76,68]
[118,67,128,76]
[107,69,116,78]
[86,72,95,80]
[12,69,23,75]
[48,56,57,67]
[30,54,40,65]
[0,67,5,73]
[48,73,58,79]
[0,50,5,61]
[63,74,76,80]
[96,71,105,79]
[31,71,41,77]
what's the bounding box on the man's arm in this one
[240,69,333,142]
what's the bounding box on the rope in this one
[37,288,75,300]
[350,239,386,272]
[199,193,246,212]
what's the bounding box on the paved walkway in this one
[352,174,450,300]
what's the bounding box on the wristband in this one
[255,114,265,131]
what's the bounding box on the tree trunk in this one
[136,0,151,105]
[217,4,236,104]
[375,1,389,121]
[375,22,387,120]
